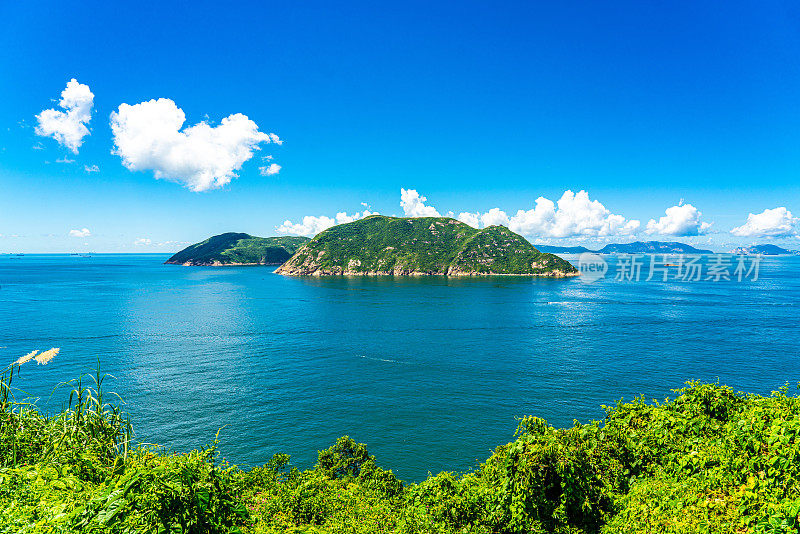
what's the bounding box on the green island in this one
[165,233,310,266]
[3,354,800,533]
[276,215,578,277]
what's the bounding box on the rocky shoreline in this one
[167,260,284,266]
[275,264,579,277]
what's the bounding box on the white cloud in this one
[69,228,91,238]
[84,164,99,173]
[277,216,336,236]
[731,207,799,238]
[457,191,637,237]
[277,210,378,237]
[400,188,440,217]
[110,98,280,192]
[134,238,152,246]
[259,163,281,176]
[458,208,510,228]
[333,211,376,225]
[457,212,481,228]
[281,189,641,242]
[56,156,74,164]
[508,190,640,238]
[32,142,45,150]
[35,79,94,153]
[481,207,510,227]
[646,203,712,236]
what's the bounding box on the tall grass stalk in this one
[0,350,132,468]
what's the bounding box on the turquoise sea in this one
[1,253,798,481]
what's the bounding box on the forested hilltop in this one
[165,233,309,266]
[3,354,800,533]
[276,215,578,277]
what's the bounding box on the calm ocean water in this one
[1,253,798,481]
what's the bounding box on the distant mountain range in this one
[535,241,714,255]
[534,245,594,254]
[730,244,799,256]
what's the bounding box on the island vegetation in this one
[277,215,578,277]
[3,352,800,533]
[165,233,310,266]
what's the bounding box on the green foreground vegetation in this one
[3,353,800,533]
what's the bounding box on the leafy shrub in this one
[317,436,403,495]
[5,349,800,533]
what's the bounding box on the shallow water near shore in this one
[1,253,798,481]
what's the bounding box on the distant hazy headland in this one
[536,241,714,255]
[165,233,309,266]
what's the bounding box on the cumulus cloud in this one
[400,188,440,217]
[134,238,152,246]
[731,207,799,238]
[481,207,510,227]
[457,212,481,228]
[507,190,640,238]
[400,188,642,239]
[35,79,94,153]
[284,189,641,242]
[259,163,281,176]
[455,191,638,237]
[277,210,378,237]
[457,208,510,228]
[84,164,99,173]
[69,228,91,238]
[646,203,712,236]
[56,156,74,164]
[110,98,280,192]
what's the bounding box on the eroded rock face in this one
[275,215,579,278]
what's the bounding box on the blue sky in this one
[2,0,800,252]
